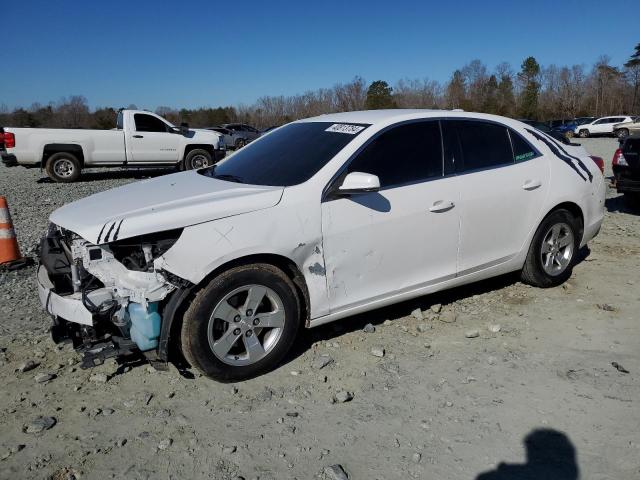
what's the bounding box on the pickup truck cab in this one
[1,110,225,182]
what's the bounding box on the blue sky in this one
[2,0,638,110]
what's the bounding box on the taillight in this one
[3,132,15,148]
[612,148,628,167]
[589,155,604,174]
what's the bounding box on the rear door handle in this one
[523,179,542,190]
[429,200,455,213]
[133,135,144,138]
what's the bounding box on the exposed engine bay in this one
[39,223,184,367]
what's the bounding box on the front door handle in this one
[522,179,542,191]
[429,200,455,213]
[133,135,144,139]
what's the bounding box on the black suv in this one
[612,135,640,204]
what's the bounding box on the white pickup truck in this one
[0,109,225,182]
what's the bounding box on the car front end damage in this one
[37,223,189,369]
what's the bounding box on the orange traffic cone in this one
[0,196,25,266]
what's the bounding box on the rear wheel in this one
[181,264,301,382]
[578,129,589,138]
[521,209,580,288]
[45,152,81,183]
[616,128,629,139]
[183,149,212,170]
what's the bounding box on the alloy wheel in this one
[540,222,574,276]
[207,284,286,366]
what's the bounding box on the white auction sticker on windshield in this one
[325,124,366,134]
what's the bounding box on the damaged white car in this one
[38,110,606,381]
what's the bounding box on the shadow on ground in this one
[37,168,176,183]
[606,193,640,215]
[475,428,579,480]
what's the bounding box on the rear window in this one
[510,130,539,162]
[200,122,369,186]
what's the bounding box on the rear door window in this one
[443,120,514,172]
[345,121,443,188]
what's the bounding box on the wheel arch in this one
[159,252,311,364]
[183,144,215,161]
[542,201,584,240]
[42,144,85,167]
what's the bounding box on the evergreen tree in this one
[518,56,541,119]
[365,81,395,109]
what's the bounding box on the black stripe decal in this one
[96,223,107,244]
[113,220,124,241]
[537,131,593,182]
[525,129,588,182]
[103,222,116,243]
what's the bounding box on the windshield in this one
[200,121,369,186]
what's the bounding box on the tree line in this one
[2,45,639,130]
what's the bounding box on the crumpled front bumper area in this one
[38,265,93,326]
[37,227,179,368]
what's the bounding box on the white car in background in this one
[574,115,635,138]
[37,110,605,381]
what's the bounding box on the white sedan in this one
[38,110,606,381]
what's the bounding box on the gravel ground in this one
[1,138,639,479]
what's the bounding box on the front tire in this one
[181,264,301,382]
[521,209,580,288]
[183,149,212,170]
[45,152,81,183]
[578,129,589,138]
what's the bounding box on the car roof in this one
[297,109,525,129]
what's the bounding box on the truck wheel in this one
[180,263,301,382]
[521,209,580,288]
[183,149,213,170]
[578,129,589,138]
[45,153,81,183]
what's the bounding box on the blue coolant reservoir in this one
[129,302,161,352]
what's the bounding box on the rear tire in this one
[45,152,81,183]
[181,264,301,382]
[521,209,581,288]
[183,149,212,170]
[616,128,629,139]
[578,129,589,138]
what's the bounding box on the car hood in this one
[49,171,284,244]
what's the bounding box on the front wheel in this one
[45,152,81,183]
[578,129,589,138]
[183,149,212,170]
[181,264,301,382]
[521,209,580,288]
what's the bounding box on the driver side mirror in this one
[337,172,380,194]
[180,122,189,135]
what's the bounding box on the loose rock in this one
[324,464,349,480]
[430,303,442,314]
[465,330,480,338]
[158,438,173,450]
[334,391,353,403]
[17,360,40,373]
[487,324,501,333]
[363,323,376,333]
[90,373,108,384]
[23,416,56,434]
[34,372,55,383]
[410,308,424,321]
[371,346,385,358]
[312,355,334,370]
